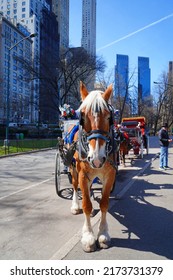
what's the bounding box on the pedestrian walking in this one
[158,123,172,170]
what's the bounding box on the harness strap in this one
[87,133,108,141]
[89,129,108,135]
[77,126,88,160]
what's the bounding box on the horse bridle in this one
[87,129,110,141]
[78,106,115,162]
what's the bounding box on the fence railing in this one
[0,138,57,156]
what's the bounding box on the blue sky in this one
[69,0,173,90]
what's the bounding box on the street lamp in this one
[153,81,173,88]
[5,33,37,154]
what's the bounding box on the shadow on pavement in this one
[109,177,173,259]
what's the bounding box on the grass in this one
[0,138,57,156]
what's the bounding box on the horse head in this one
[79,82,113,169]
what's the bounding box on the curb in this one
[0,147,56,159]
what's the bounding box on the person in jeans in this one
[158,123,172,170]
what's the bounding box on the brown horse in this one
[69,82,116,252]
[119,135,131,166]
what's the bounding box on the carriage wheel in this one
[55,150,61,196]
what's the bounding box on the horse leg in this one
[120,151,125,166]
[119,150,122,164]
[70,167,80,215]
[71,188,80,215]
[123,151,126,167]
[97,181,113,249]
[98,212,110,249]
[80,176,96,252]
[81,212,96,252]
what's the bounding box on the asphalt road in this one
[0,136,173,260]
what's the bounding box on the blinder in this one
[108,104,114,126]
[79,111,84,126]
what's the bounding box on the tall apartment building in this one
[0,0,60,123]
[81,0,96,57]
[0,14,33,124]
[115,54,129,98]
[138,56,151,99]
[52,0,69,55]
[0,0,43,122]
[81,0,96,90]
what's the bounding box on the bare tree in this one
[96,68,115,90]
[152,71,173,134]
[58,48,106,108]
[113,67,137,123]
[14,47,106,123]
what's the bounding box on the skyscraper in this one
[81,0,96,57]
[138,57,151,99]
[52,0,69,54]
[115,54,129,98]
[39,7,60,123]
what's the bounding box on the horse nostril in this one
[87,156,91,162]
[102,157,106,163]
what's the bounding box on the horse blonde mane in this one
[79,90,109,113]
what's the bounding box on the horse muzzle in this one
[86,132,109,168]
[88,156,106,168]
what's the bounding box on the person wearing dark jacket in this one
[158,123,172,170]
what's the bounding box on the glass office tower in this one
[115,54,129,98]
[138,56,151,99]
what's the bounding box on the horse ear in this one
[102,84,113,101]
[80,81,88,100]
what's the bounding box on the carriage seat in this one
[64,123,79,145]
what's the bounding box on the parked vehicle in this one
[120,116,149,164]
[9,123,18,127]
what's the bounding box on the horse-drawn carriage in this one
[55,119,79,196]
[120,116,149,165]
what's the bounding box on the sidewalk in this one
[62,146,173,260]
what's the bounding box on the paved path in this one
[0,136,173,260]
[63,146,173,260]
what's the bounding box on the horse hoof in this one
[81,232,97,252]
[97,241,111,249]
[82,242,97,252]
[71,208,81,215]
[97,235,111,249]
